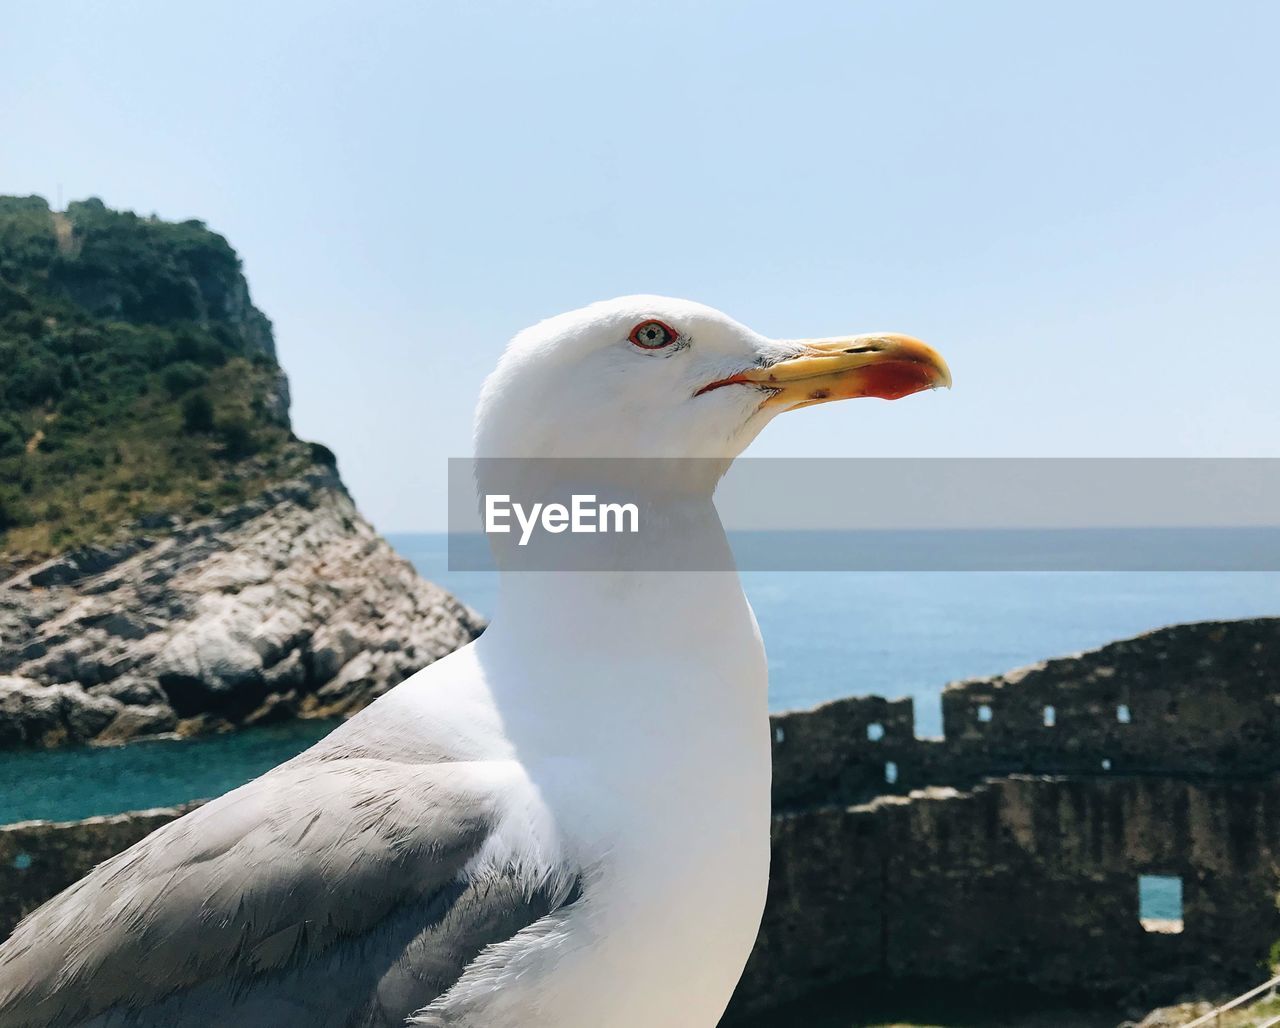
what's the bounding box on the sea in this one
[1,532,1276,827]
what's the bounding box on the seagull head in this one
[475,295,951,463]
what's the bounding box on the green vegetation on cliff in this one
[0,196,323,562]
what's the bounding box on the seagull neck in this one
[486,564,765,746]
[494,564,744,632]
[483,489,762,720]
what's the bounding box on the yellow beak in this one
[699,334,952,410]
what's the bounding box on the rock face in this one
[0,469,484,748]
[46,200,277,361]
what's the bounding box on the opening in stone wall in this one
[884,761,899,784]
[867,722,885,741]
[977,704,993,723]
[1138,874,1184,934]
[1043,705,1056,727]
[1117,703,1132,724]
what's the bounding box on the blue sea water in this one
[0,533,1275,825]
[390,533,1280,736]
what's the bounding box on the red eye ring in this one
[628,319,678,349]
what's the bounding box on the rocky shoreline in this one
[0,469,484,748]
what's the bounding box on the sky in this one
[3,1,1278,531]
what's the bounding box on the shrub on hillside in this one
[162,361,209,396]
[308,441,338,467]
[216,415,257,458]
[0,416,25,457]
[181,392,215,433]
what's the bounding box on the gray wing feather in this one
[0,756,576,1028]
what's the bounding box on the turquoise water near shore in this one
[0,532,1276,825]
[0,719,339,825]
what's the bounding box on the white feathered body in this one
[370,567,771,1027]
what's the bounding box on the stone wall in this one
[729,776,1280,1020]
[769,617,1280,812]
[728,616,1280,1020]
[936,618,1280,778]
[0,806,191,939]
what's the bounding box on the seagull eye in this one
[628,319,678,350]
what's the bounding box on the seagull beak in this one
[699,334,952,410]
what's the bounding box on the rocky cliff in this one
[0,196,483,745]
[0,469,483,747]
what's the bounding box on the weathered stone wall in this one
[769,694,917,810]
[729,616,1280,1020]
[937,618,1280,778]
[728,776,1280,1019]
[0,806,191,938]
[768,617,1280,812]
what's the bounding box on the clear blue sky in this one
[3,1,1278,530]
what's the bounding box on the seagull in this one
[0,296,950,1028]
